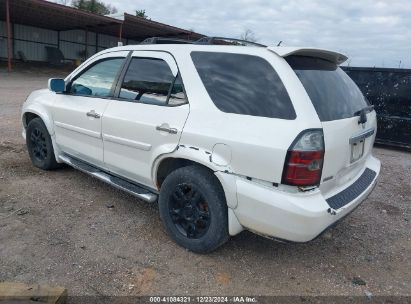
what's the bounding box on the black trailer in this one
[343,66,411,148]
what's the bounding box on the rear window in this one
[286,56,368,121]
[191,52,296,119]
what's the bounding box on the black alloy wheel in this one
[169,183,211,239]
[26,117,61,170]
[159,165,229,253]
[29,127,48,162]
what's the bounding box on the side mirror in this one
[48,78,65,93]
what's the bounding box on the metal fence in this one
[343,66,411,148]
[0,21,140,62]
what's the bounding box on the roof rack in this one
[194,37,266,47]
[140,37,194,45]
[139,36,267,47]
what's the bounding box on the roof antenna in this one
[277,40,283,46]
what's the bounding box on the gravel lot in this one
[0,67,410,299]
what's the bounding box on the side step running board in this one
[59,154,158,203]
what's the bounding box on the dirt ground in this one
[0,67,410,299]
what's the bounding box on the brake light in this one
[282,130,324,187]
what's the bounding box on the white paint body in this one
[21,44,380,242]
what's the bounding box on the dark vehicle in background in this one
[342,67,411,148]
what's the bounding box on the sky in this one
[57,0,411,68]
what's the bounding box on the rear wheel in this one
[159,165,229,253]
[26,118,61,170]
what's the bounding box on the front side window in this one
[70,58,124,97]
[191,52,296,119]
[119,57,186,106]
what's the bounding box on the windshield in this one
[286,56,369,121]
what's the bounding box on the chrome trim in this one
[349,128,375,144]
[59,154,158,203]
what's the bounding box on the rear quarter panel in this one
[173,47,322,183]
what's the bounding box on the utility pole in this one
[6,0,12,72]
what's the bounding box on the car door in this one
[52,51,129,167]
[102,51,190,188]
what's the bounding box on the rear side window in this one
[119,57,186,106]
[191,52,296,119]
[168,74,186,106]
[286,56,368,121]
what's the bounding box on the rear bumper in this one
[232,155,380,242]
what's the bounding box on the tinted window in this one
[70,58,124,97]
[191,52,296,119]
[286,56,368,121]
[168,74,187,106]
[119,57,186,106]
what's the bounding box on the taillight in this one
[282,129,324,187]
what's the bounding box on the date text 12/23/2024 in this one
[149,296,257,303]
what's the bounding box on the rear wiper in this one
[354,105,374,124]
[354,105,374,116]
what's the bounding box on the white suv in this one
[21,41,380,253]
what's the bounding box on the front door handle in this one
[156,125,178,134]
[86,110,101,119]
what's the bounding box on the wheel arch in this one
[155,156,215,189]
[152,144,232,186]
[154,154,242,236]
[22,107,54,136]
[153,149,239,209]
[22,107,62,163]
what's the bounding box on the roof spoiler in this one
[267,47,348,65]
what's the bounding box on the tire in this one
[26,118,61,170]
[159,165,229,253]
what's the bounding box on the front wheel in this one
[159,165,229,253]
[26,117,61,170]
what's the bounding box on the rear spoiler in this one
[267,47,348,65]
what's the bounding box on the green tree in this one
[135,9,148,19]
[72,0,117,15]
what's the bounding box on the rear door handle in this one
[156,125,178,134]
[86,110,101,119]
